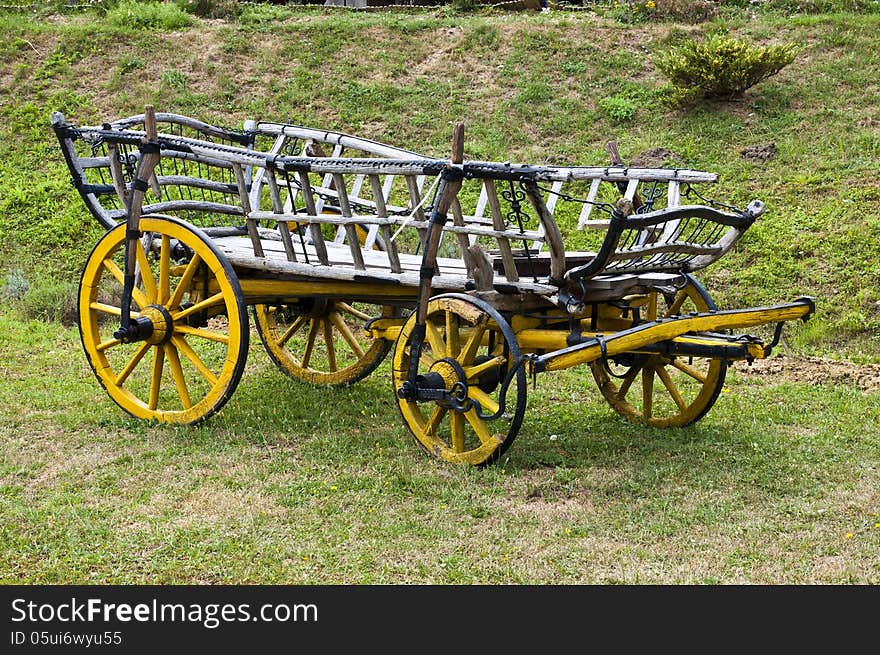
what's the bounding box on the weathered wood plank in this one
[522,182,566,283]
[405,174,428,248]
[232,162,263,258]
[265,169,296,262]
[332,173,366,271]
[368,174,402,274]
[450,197,475,278]
[106,143,129,207]
[482,179,519,282]
[577,178,603,229]
[246,210,546,242]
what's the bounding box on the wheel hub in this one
[140,304,174,345]
[424,358,469,408]
[429,358,466,390]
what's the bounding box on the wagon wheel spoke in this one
[172,292,225,322]
[164,343,191,410]
[171,335,219,387]
[96,338,121,352]
[148,346,165,411]
[464,356,504,381]
[102,258,148,309]
[158,235,171,305]
[665,290,687,317]
[424,405,447,436]
[135,239,158,303]
[329,311,365,358]
[445,311,460,358]
[616,366,641,399]
[671,358,707,383]
[468,387,500,416]
[450,411,465,453]
[655,364,687,412]
[419,351,435,370]
[172,324,230,344]
[336,302,371,321]
[641,365,654,420]
[645,292,658,321]
[301,319,321,369]
[322,319,337,372]
[115,341,151,386]
[168,253,202,311]
[458,320,487,365]
[425,320,446,355]
[464,409,494,445]
[276,314,308,349]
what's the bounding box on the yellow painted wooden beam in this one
[538,299,813,372]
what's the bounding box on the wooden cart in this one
[52,107,814,465]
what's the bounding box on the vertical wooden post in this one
[415,123,465,325]
[265,169,296,262]
[233,162,264,258]
[298,171,329,266]
[332,173,366,271]
[116,105,162,341]
[369,173,402,274]
[483,179,519,282]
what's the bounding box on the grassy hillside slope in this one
[0,5,878,357]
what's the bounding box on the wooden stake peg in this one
[450,122,464,165]
[143,105,158,142]
[606,140,622,167]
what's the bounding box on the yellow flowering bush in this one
[655,34,799,104]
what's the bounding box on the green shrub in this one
[608,0,715,25]
[238,2,295,25]
[177,0,240,20]
[451,0,481,12]
[116,55,145,75]
[105,0,194,31]
[655,34,799,104]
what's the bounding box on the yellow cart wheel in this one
[253,301,394,385]
[392,294,526,466]
[589,275,726,428]
[79,217,248,424]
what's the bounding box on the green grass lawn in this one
[1,310,878,583]
[0,3,879,583]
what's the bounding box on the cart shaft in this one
[532,297,815,373]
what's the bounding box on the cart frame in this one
[53,107,814,465]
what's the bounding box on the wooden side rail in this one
[55,111,761,301]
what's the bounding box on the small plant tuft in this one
[160,68,189,91]
[598,95,638,124]
[11,276,79,326]
[655,34,799,105]
[3,269,30,301]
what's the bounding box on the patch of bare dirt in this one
[740,142,777,164]
[631,147,684,168]
[732,355,880,393]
